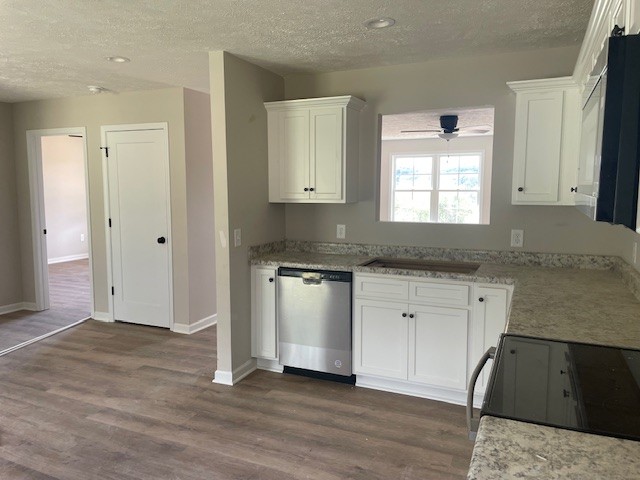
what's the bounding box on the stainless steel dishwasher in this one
[277,267,353,377]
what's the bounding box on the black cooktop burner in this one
[481,334,640,442]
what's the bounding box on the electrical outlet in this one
[634,242,638,264]
[336,224,346,239]
[233,228,241,247]
[510,229,524,248]
[80,233,85,242]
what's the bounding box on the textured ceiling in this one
[382,107,495,140]
[0,0,594,103]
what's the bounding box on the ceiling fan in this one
[401,114,491,140]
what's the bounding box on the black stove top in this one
[481,334,640,442]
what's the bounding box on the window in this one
[391,152,484,224]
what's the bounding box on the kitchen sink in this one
[360,257,481,274]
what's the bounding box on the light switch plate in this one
[233,228,241,247]
[336,224,346,239]
[510,229,524,248]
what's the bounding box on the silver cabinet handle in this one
[466,346,496,441]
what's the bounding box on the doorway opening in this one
[0,128,94,354]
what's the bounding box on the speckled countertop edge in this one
[468,416,640,480]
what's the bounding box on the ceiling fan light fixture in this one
[106,55,131,63]
[438,132,459,141]
[364,17,396,29]
[87,85,106,94]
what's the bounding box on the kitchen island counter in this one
[467,416,640,480]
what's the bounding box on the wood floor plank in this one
[0,321,472,479]
[0,260,90,352]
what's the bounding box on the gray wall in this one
[0,102,22,307]
[184,88,217,324]
[41,135,88,263]
[209,51,285,375]
[12,88,191,323]
[283,46,622,254]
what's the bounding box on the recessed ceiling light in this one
[87,85,106,94]
[106,56,130,63]
[364,17,396,29]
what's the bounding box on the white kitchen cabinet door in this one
[310,107,343,201]
[353,298,408,380]
[276,110,310,201]
[509,78,581,206]
[512,90,564,203]
[251,266,278,360]
[629,0,640,34]
[408,304,469,390]
[472,286,509,392]
[265,96,365,204]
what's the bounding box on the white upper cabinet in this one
[508,77,581,206]
[265,96,365,203]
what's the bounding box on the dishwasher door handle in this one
[466,346,496,441]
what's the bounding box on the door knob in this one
[309,187,315,192]
[478,297,484,302]
[157,236,166,244]
[409,314,414,318]
[517,187,524,192]
[402,313,407,318]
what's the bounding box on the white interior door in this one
[105,127,171,328]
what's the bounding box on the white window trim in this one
[390,150,487,224]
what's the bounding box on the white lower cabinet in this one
[353,299,408,379]
[409,305,469,390]
[251,266,278,360]
[472,285,510,392]
[353,273,511,406]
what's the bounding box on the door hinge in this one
[111,286,114,295]
[108,218,112,228]
[100,146,109,158]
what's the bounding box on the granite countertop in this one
[252,250,640,348]
[467,416,640,480]
[251,245,640,478]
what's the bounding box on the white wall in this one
[184,89,217,324]
[209,51,285,377]
[0,102,22,307]
[284,46,622,254]
[41,135,88,263]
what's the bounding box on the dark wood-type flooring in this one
[0,321,473,479]
[0,259,90,352]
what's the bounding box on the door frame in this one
[100,123,174,327]
[26,127,94,314]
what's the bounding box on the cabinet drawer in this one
[354,276,409,301]
[409,281,469,306]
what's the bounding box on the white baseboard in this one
[356,375,485,408]
[48,253,89,265]
[22,302,38,311]
[256,358,284,373]
[213,358,257,386]
[0,303,26,315]
[92,311,112,322]
[172,314,217,334]
[0,302,39,315]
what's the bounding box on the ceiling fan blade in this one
[461,128,491,134]
[458,124,492,130]
[400,129,441,133]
